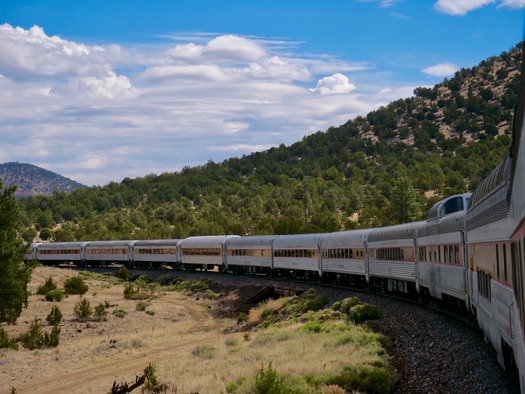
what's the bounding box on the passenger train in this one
[25,58,525,390]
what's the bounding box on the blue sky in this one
[1,0,524,186]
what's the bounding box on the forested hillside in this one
[18,43,522,243]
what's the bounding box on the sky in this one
[1,0,524,186]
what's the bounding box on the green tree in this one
[0,181,33,324]
[388,177,422,224]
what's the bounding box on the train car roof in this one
[418,211,465,238]
[321,228,377,248]
[133,239,181,247]
[368,221,426,243]
[225,235,279,247]
[272,233,325,248]
[179,235,240,247]
[85,240,136,247]
[36,241,89,249]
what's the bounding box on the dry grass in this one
[0,267,391,394]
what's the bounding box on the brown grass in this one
[0,267,390,394]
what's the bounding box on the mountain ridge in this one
[0,162,86,198]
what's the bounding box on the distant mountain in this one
[0,162,86,198]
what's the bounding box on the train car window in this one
[496,244,500,279]
[454,245,460,265]
[503,244,508,282]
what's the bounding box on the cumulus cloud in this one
[434,0,495,15]
[0,24,415,186]
[309,74,356,95]
[421,62,458,77]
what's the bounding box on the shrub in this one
[112,309,127,318]
[19,319,60,349]
[136,301,149,311]
[94,303,108,321]
[254,362,286,394]
[0,326,18,350]
[171,278,215,295]
[281,289,328,316]
[156,274,175,285]
[37,276,58,295]
[117,266,129,281]
[298,321,324,333]
[123,279,158,300]
[349,303,382,323]
[332,297,362,315]
[142,363,160,392]
[64,276,89,295]
[129,272,142,282]
[74,298,92,321]
[328,361,397,394]
[236,312,247,323]
[192,344,216,359]
[45,289,64,302]
[46,305,63,326]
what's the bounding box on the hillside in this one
[0,162,86,198]
[17,43,522,242]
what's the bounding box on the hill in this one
[0,162,86,198]
[17,43,522,242]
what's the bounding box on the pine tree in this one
[0,181,33,323]
[388,177,422,224]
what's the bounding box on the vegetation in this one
[0,180,33,324]
[73,297,93,321]
[19,318,60,349]
[63,275,89,295]
[13,43,521,243]
[46,305,63,326]
[0,326,18,350]
[36,276,58,295]
[226,293,395,394]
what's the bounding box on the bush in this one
[46,305,63,326]
[136,301,149,311]
[19,319,60,349]
[156,274,176,285]
[332,297,361,315]
[64,276,89,295]
[254,362,286,394]
[73,298,92,321]
[37,276,58,295]
[94,303,108,321]
[123,280,158,300]
[0,326,18,350]
[281,289,328,316]
[349,303,382,323]
[112,309,127,318]
[328,361,397,394]
[117,266,129,281]
[45,289,64,302]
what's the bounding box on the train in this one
[25,58,525,392]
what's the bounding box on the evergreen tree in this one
[388,177,422,224]
[0,181,33,323]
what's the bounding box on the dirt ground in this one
[0,267,247,394]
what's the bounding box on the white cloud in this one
[434,0,495,15]
[498,0,525,8]
[0,24,418,186]
[309,74,356,95]
[421,62,458,77]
